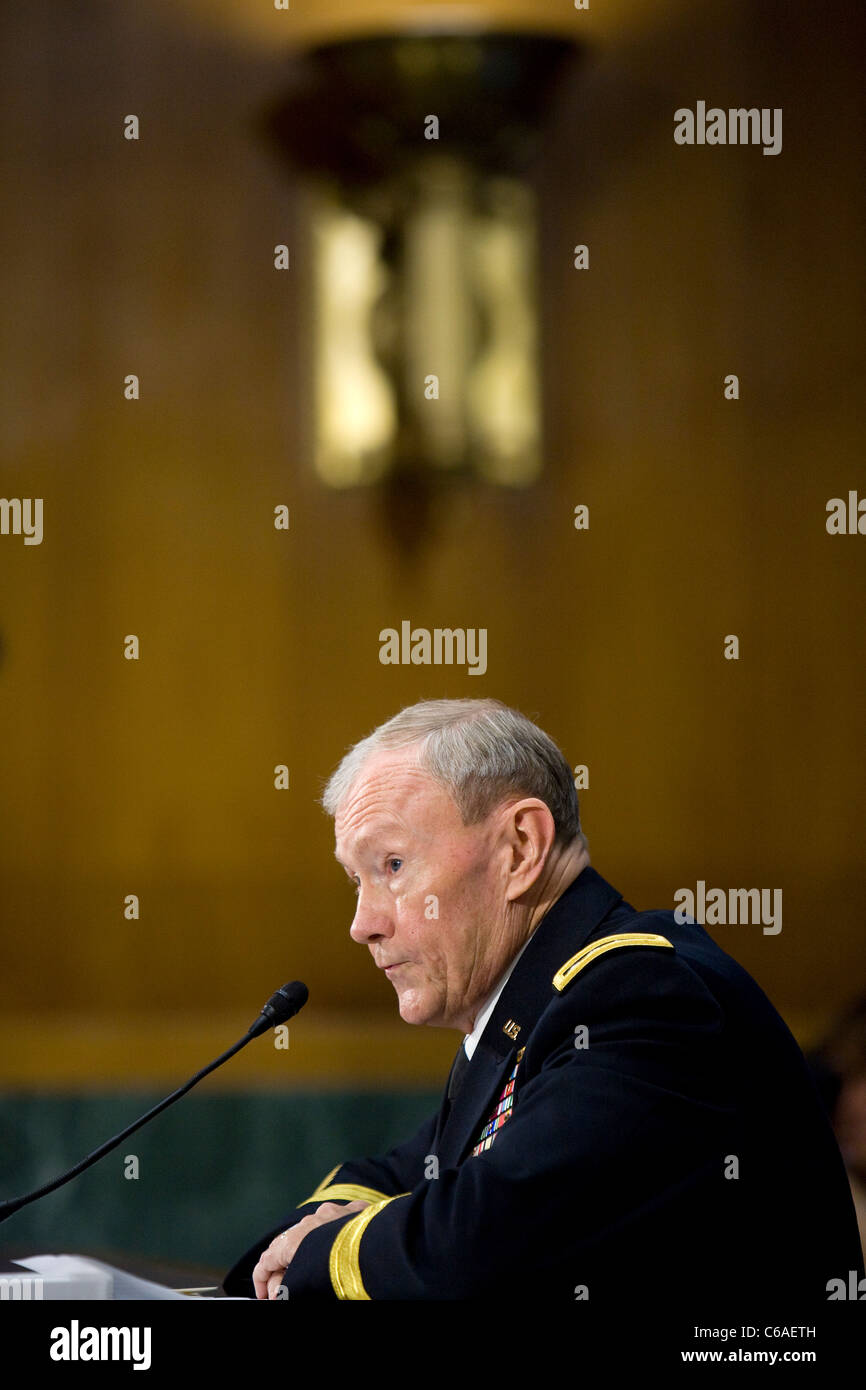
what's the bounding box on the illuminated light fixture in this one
[262,31,579,489]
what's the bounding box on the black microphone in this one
[0,981,309,1225]
[247,980,308,1038]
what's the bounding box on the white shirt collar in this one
[462,933,534,1060]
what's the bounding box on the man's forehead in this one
[333,751,453,848]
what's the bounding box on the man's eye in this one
[387,859,403,873]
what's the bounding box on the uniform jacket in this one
[223,868,863,1306]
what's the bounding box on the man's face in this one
[334,750,512,1032]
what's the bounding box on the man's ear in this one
[501,799,557,900]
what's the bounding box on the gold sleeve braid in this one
[298,1164,391,1208]
[329,1195,409,1300]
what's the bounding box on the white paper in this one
[14,1254,243,1300]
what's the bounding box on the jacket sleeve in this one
[279,949,732,1300]
[221,1108,439,1295]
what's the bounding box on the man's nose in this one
[349,890,394,944]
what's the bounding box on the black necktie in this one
[447,1041,470,1101]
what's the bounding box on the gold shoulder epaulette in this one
[552,932,674,992]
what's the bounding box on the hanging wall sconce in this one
[262,30,578,491]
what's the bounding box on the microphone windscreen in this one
[247,980,309,1037]
[268,981,309,1023]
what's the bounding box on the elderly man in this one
[223,698,862,1305]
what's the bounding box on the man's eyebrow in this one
[334,825,404,868]
[334,839,372,867]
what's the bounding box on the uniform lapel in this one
[437,1039,516,1168]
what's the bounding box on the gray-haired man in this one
[224,698,862,1306]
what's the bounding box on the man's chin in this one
[396,990,436,1027]
[397,999,426,1026]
